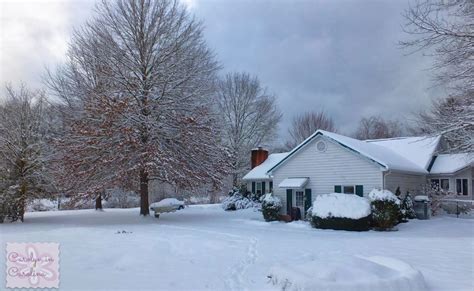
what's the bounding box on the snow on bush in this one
[308,193,371,231]
[268,255,427,291]
[27,199,58,212]
[311,193,371,219]
[150,198,184,208]
[369,189,401,230]
[400,192,416,221]
[261,194,282,222]
[368,189,400,204]
[222,189,260,211]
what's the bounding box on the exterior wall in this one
[429,167,473,199]
[384,172,426,196]
[271,135,384,214]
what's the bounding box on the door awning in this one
[278,177,309,189]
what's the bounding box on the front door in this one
[294,190,304,220]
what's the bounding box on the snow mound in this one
[268,255,427,291]
[368,189,400,204]
[222,192,260,211]
[27,199,58,212]
[150,198,184,208]
[310,193,371,219]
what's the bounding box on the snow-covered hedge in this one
[27,199,58,212]
[309,193,371,231]
[222,190,260,211]
[261,194,282,221]
[369,189,401,230]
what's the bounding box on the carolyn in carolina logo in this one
[6,242,59,288]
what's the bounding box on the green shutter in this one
[286,189,292,215]
[304,188,312,215]
[262,182,266,194]
[355,185,363,197]
[334,185,342,193]
[252,182,256,194]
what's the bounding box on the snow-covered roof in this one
[278,177,309,189]
[242,152,289,180]
[429,153,473,174]
[268,130,435,175]
[366,136,441,170]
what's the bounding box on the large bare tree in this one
[215,72,282,186]
[285,111,337,150]
[402,0,473,152]
[48,0,229,216]
[354,115,403,140]
[0,84,54,222]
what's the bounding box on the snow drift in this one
[268,255,427,291]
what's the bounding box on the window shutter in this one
[262,182,266,194]
[252,182,256,194]
[355,185,363,197]
[334,185,342,193]
[304,188,312,215]
[286,189,292,215]
[269,181,273,193]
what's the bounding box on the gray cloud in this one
[191,0,441,138]
[1,0,440,140]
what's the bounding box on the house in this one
[242,130,473,218]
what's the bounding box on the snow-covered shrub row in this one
[261,194,282,221]
[440,201,472,216]
[369,189,401,230]
[308,193,371,231]
[27,199,58,212]
[222,189,260,211]
[268,255,427,291]
[104,189,140,208]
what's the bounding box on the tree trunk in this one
[95,194,102,210]
[140,169,150,216]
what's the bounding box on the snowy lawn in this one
[0,204,473,291]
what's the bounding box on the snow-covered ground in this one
[0,205,473,290]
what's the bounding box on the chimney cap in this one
[251,146,267,151]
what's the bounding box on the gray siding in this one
[384,172,426,196]
[429,167,473,199]
[271,135,384,213]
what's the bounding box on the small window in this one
[440,179,449,191]
[343,186,355,194]
[295,191,304,207]
[256,182,262,195]
[456,179,468,196]
[430,179,440,189]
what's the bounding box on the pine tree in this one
[400,191,416,221]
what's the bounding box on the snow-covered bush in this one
[261,194,282,221]
[369,189,401,230]
[222,189,260,211]
[104,189,140,208]
[27,199,58,212]
[421,184,454,216]
[309,193,371,231]
[399,192,416,221]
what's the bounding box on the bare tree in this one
[0,84,54,222]
[355,116,403,140]
[48,0,229,216]
[412,96,473,152]
[215,72,282,186]
[285,111,337,150]
[402,0,473,152]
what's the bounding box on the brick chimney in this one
[251,147,269,169]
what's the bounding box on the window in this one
[269,181,273,193]
[295,191,304,207]
[430,179,440,189]
[440,179,449,191]
[456,179,468,196]
[256,182,262,195]
[343,186,355,194]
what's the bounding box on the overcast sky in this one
[0,0,443,139]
